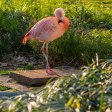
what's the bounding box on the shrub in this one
[0,0,112,65]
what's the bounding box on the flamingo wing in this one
[29,17,64,42]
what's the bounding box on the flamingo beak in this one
[58,16,63,23]
[59,16,63,21]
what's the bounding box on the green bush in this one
[0,9,29,54]
[0,0,112,65]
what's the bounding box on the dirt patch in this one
[0,53,44,70]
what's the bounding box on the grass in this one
[0,0,112,66]
[16,63,35,70]
[0,70,11,91]
[0,85,10,91]
[0,63,35,75]
[0,70,11,75]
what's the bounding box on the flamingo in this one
[22,8,70,75]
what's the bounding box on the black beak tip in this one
[58,20,63,23]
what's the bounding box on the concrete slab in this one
[10,68,78,86]
[0,75,31,91]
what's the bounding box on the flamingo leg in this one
[45,43,53,74]
[41,42,53,74]
[45,43,50,69]
[41,42,46,55]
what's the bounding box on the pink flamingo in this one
[22,8,70,74]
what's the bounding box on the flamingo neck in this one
[63,16,70,31]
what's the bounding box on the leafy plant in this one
[0,59,112,112]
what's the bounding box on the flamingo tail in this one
[22,32,30,45]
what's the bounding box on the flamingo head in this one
[54,8,65,22]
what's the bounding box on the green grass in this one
[0,0,112,65]
[16,63,35,70]
[0,63,35,75]
[0,70,11,91]
[0,70,11,75]
[0,85,10,91]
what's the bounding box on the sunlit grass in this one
[0,70,11,75]
[0,0,112,65]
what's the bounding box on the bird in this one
[22,8,70,75]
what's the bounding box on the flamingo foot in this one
[46,68,54,75]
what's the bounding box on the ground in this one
[0,53,44,92]
[0,53,44,70]
[0,53,79,93]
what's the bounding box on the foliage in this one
[0,85,10,91]
[0,8,29,54]
[0,70,11,75]
[0,0,112,65]
[0,59,112,112]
